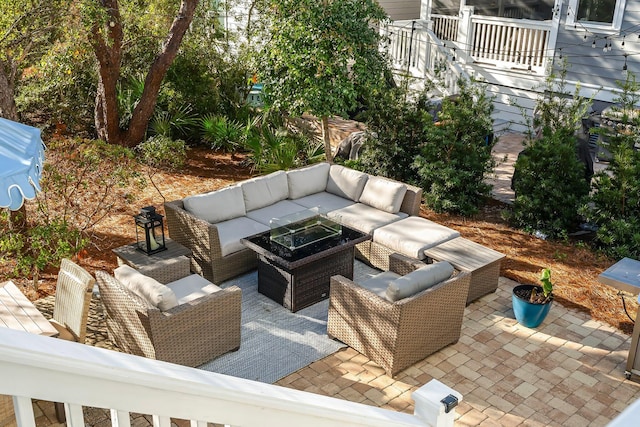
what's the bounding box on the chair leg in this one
[54,402,66,423]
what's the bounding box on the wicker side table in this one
[424,237,505,304]
[112,238,192,284]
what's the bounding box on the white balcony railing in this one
[468,15,553,73]
[431,14,459,42]
[0,328,460,427]
[386,9,557,84]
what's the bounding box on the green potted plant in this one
[512,268,554,328]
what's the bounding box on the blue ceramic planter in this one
[512,284,552,328]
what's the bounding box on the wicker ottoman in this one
[424,237,505,304]
[368,216,460,270]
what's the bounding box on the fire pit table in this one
[242,210,370,312]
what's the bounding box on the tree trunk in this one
[0,60,18,121]
[91,0,199,148]
[90,0,124,145]
[321,115,333,163]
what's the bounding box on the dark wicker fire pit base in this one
[242,221,370,312]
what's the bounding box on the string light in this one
[592,39,596,48]
[623,53,628,71]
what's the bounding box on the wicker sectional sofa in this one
[164,162,458,283]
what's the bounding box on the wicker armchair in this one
[95,270,242,367]
[164,199,257,283]
[327,253,471,377]
[50,258,96,343]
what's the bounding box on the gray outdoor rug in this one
[198,260,379,383]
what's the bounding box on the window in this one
[567,0,626,33]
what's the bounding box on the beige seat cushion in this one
[290,191,355,212]
[245,200,309,226]
[114,265,178,311]
[358,176,407,214]
[241,170,289,211]
[287,163,330,199]
[372,216,460,260]
[326,164,369,202]
[183,185,245,224]
[215,216,270,256]
[327,203,407,234]
[167,274,222,305]
[386,261,454,302]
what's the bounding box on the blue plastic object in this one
[0,118,45,210]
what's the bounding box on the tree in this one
[256,0,390,160]
[0,0,67,120]
[84,0,199,147]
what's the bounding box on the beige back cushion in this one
[287,163,330,199]
[183,185,246,224]
[326,165,369,201]
[359,176,408,214]
[241,170,289,211]
[386,261,454,302]
[114,265,178,311]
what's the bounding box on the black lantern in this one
[134,206,167,255]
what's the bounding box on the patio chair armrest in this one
[148,285,242,367]
[388,252,426,276]
[328,275,401,327]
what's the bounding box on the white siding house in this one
[384,0,638,131]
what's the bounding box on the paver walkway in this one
[21,275,640,427]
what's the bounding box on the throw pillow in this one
[326,165,369,201]
[183,185,246,224]
[359,176,408,214]
[386,261,454,302]
[114,265,179,311]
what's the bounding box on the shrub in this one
[359,79,495,215]
[136,135,188,202]
[580,73,640,258]
[510,131,590,238]
[412,80,495,215]
[509,71,592,238]
[0,138,142,287]
[357,87,431,184]
[241,111,324,173]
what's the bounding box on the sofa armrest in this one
[400,183,422,216]
[164,199,223,261]
[148,285,242,367]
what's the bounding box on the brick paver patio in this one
[22,275,640,427]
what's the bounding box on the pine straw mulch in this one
[5,145,636,336]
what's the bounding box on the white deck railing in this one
[0,328,460,427]
[468,15,553,73]
[384,20,467,96]
[431,14,458,42]
[387,9,557,81]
